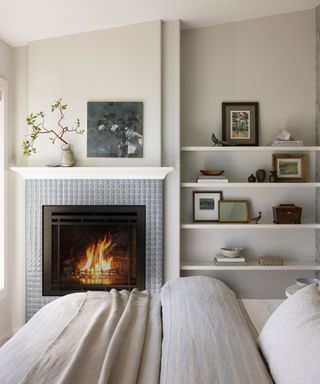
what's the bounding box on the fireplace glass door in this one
[43,206,145,295]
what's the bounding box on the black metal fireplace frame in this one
[42,205,146,296]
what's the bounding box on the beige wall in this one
[181,10,316,145]
[26,21,162,166]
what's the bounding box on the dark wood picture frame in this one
[222,102,259,146]
[193,191,223,222]
[272,153,307,182]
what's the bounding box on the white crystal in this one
[277,129,294,141]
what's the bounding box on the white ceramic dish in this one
[296,277,320,287]
[220,247,243,258]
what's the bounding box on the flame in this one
[79,234,115,278]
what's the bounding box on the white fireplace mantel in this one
[10,166,174,180]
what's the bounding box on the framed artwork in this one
[87,101,143,158]
[218,200,249,223]
[193,191,223,222]
[272,153,307,182]
[222,102,259,146]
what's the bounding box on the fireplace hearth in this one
[42,205,145,295]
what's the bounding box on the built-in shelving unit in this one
[180,145,320,277]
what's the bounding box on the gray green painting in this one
[87,101,143,158]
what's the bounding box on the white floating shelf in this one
[10,166,174,180]
[180,261,320,271]
[181,146,320,152]
[181,182,320,188]
[181,223,320,229]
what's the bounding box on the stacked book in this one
[214,255,247,266]
[197,174,229,183]
[270,140,304,146]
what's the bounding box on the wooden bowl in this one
[200,169,224,176]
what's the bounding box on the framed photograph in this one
[222,102,259,146]
[87,101,143,158]
[218,200,249,223]
[193,191,223,222]
[272,153,307,182]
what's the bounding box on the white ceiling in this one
[0,0,319,47]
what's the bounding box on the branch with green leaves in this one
[23,98,84,156]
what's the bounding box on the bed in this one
[1,275,316,384]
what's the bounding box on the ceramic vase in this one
[248,174,256,183]
[61,143,75,167]
[256,169,266,183]
[269,170,278,183]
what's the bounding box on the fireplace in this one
[42,205,146,295]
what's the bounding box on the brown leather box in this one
[272,204,302,224]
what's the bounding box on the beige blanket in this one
[20,290,161,384]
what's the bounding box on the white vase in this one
[61,143,75,167]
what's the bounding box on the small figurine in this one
[211,133,230,147]
[248,174,256,183]
[250,211,262,224]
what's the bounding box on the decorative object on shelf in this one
[220,247,243,257]
[277,129,294,141]
[270,129,304,146]
[269,170,278,182]
[250,211,262,224]
[87,101,143,158]
[272,153,307,182]
[258,256,283,266]
[256,169,266,182]
[200,169,224,176]
[23,98,83,167]
[193,191,223,222]
[61,144,75,167]
[248,174,256,183]
[210,133,230,146]
[218,200,249,223]
[222,102,259,146]
[273,204,302,224]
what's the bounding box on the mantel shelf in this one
[10,166,174,180]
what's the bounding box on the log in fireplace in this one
[42,205,145,295]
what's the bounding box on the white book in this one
[215,255,246,262]
[197,179,229,183]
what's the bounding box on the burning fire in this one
[78,234,115,278]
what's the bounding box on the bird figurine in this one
[250,211,262,224]
[211,133,230,146]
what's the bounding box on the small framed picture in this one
[222,102,259,146]
[218,200,249,223]
[272,153,307,182]
[193,191,223,222]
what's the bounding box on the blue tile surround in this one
[26,179,163,320]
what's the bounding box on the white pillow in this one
[259,284,320,384]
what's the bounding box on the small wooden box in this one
[272,204,302,224]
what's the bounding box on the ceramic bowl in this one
[296,277,320,287]
[220,247,243,258]
[200,169,224,176]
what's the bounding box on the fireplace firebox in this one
[42,205,145,296]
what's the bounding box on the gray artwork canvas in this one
[87,101,143,158]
